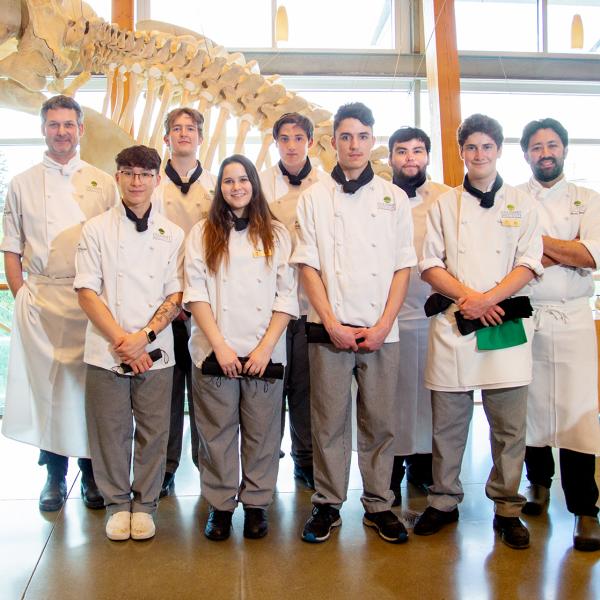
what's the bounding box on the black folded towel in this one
[201,352,284,380]
[454,296,533,335]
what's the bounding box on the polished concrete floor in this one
[1,407,598,600]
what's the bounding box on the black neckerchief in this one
[463,173,503,209]
[330,162,375,194]
[165,159,203,195]
[392,170,427,198]
[278,158,312,186]
[229,209,249,231]
[123,201,151,232]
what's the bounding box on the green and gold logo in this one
[90,180,98,187]
[383,196,392,204]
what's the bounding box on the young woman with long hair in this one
[183,154,298,541]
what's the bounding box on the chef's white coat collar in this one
[43,152,84,177]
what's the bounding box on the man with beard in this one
[292,103,416,544]
[387,127,450,504]
[153,108,216,497]
[517,118,600,552]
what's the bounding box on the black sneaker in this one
[243,508,268,539]
[302,505,341,543]
[363,510,408,543]
[293,464,315,489]
[413,506,459,536]
[159,472,175,498]
[493,515,530,549]
[205,509,233,541]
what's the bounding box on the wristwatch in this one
[143,327,156,343]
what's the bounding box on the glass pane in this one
[83,0,112,22]
[151,0,272,48]
[548,1,600,54]
[282,0,393,49]
[455,0,538,52]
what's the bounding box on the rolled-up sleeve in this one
[272,226,299,318]
[163,226,185,297]
[393,187,417,271]
[74,221,103,294]
[0,181,24,255]
[514,197,544,277]
[578,192,600,271]
[183,222,211,307]
[290,190,320,270]
[419,200,447,274]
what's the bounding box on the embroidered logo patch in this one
[377,196,396,211]
[153,228,172,242]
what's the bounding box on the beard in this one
[533,156,564,183]
[393,165,427,186]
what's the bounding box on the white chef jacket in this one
[517,176,600,454]
[153,167,216,237]
[260,163,329,315]
[0,153,118,456]
[291,174,417,343]
[74,203,185,373]
[183,220,299,366]
[517,177,600,303]
[420,183,544,392]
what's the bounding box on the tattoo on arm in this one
[148,294,182,333]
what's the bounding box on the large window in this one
[149,0,395,49]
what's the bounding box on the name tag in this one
[501,218,521,228]
[253,249,273,258]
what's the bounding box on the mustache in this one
[537,156,557,166]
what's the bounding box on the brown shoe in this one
[573,515,600,552]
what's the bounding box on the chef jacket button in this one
[461,220,467,225]
[371,272,377,276]
[148,303,153,308]
[256,333,261,339]
[371,242,376,247]
[257,307,262,311]
[561,298,566,303]
[196,202,201,207]
[371,213,376,217]
[116,301,121,306]
[166,201,171,205]
[336,270,341,275]
[149,274,154,279]
[223,307,227,311]
[335,211,341,217]
[370,301,376,307]
[118,272,123,277]
[223,278,227,283]
[496,249,501,254]
[459,249,465,254]
[149,246,154,250]
[257,278,262,283]
[336,241,342,247]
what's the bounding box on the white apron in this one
[527,298,600,455]
[2,275,90,456]
[395,318,431,454]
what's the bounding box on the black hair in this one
[519,118,569,152]
[333,102,375,135]
[388,127,431,154]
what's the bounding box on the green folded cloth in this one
[476,318,527,351]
